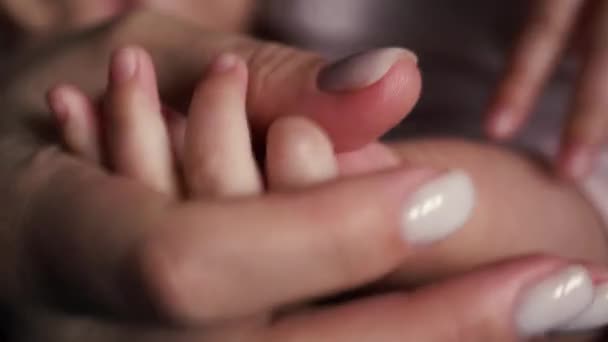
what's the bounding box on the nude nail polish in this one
[516,266,594,337]
[318,48,418,92]
[401,170,475,244]
[560,283,608,331]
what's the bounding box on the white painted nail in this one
[560,283,608,331]
[401,170,475,244]
[516,266,594,337]
[318,48,418,92]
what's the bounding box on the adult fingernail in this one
[110,47,139,85]
[516,266,593,337]
[558,143,595,181]
[489,108,516,140]
[318,48,418,93]
[560,283,608,331]
[401,170,475,244]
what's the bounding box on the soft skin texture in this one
[2,6,608,342]
[12,257,603,342]
[6,138,608,342]
[387,139,608,288]
[1,10,420,152]
[1,0,254,37]
[486,0,608,180]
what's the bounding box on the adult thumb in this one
[120,11,421,151]
[241,44,420,151]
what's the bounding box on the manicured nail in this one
[210,53,240,74]
[318,48,418,92]
[111,47,138,85]
[489,108,516,140]
[560,283,608,331]
[516,266,593,337]
[558,143,595,181]
[401,170,475,244]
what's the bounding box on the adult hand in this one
[4,134,481,323]
[486,0,608,180]
[14,256,608,341]
[0,6,424,336]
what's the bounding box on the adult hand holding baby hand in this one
[0,13,473,338]
[487,0,608,180]
[3,8,608,341]
[7,54,463,326]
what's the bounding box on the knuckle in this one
[133,235,193,323]
[133,233,224,324]
[319,205,404,287]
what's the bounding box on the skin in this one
[389,139,608,286]
[13,46,603,342]
[487,0,608,180]
[0,2,604,342]
[0,0,253,39]
[1,9,420,151]
[46,45,608,341]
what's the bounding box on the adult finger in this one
[268,256,605,341]
[137,167,475,323]
[17,259,608,342]
[558,3,608,180]
[486,0,584,139]
[21,154,475,323]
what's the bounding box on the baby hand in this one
[47,46,343,200]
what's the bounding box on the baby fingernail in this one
[318,48,418,93]
[559,283,608,331]
[516,266,593,337]
[401,170,475,244]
